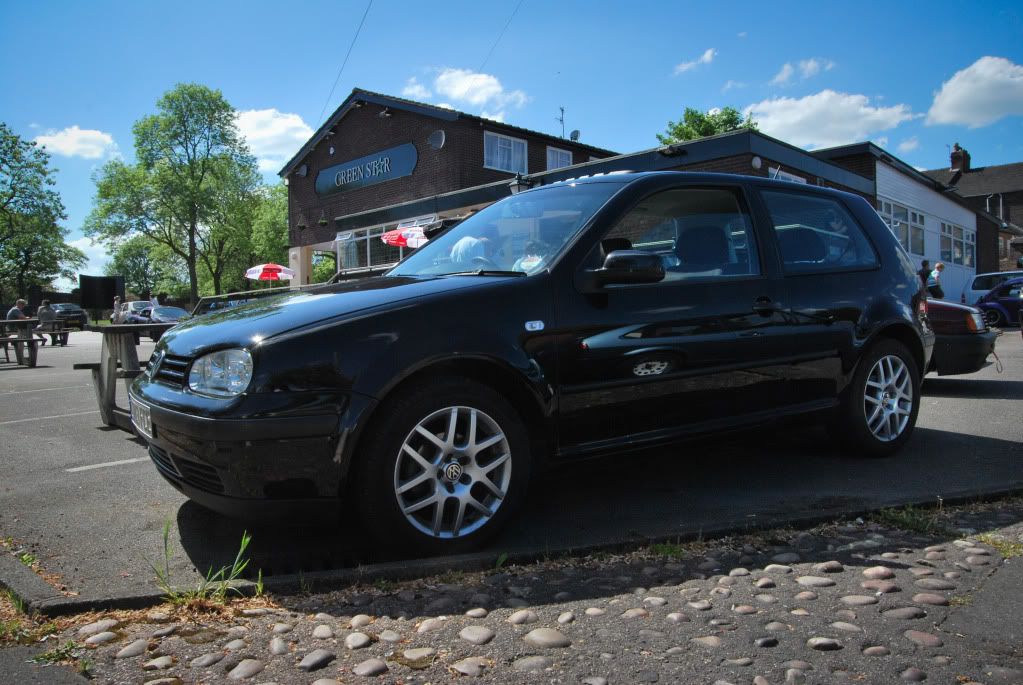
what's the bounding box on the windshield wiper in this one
[445,270,526,277]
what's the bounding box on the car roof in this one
[533,170,854,197]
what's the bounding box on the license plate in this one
[130,396,153,439]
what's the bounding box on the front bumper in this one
[930,330,998,376]
[129,390,348,521]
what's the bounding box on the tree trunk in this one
[187,221,199,307]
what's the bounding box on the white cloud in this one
[873,136,889,148]
[897,136,919,153]
[235,109,313,173]
[34,126,118,159]
[480,110,506,122]
[746,90,914,149]
[53,236,112,290]
[436,102,455,110]
[401,77,431,100]
[798,58,835,78]
[737,31,747,38]
[770,63,794,85]
[674,48,716,75]
[926,56,1023,127]
[433,68,528,110]
[722,80,746,92]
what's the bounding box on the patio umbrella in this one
[380,226,429,249]
[245,263,295,281]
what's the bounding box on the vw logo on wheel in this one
[443,462,463,482]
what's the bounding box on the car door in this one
[552,181,794,455]
[753,186,883,404]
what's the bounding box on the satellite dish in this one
[428,130,446,150]
[570,130,580,142]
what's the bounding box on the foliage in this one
[105,235,165,298]
[250,183,289,266]
[0,124,84,303]
[872,505,952,535]
[311,252,337,284]
[975,532,1023,559]
[148,519,255,606]
[0,122,66,245]
[85,83,258,305]
[656,106,758,144]
[29,640,81,665]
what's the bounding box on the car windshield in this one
[154,306,188,317]
[129,302,148,310]
[52,303,79,310]
[387,182,622,278]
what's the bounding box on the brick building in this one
[279,89,1006,301]
[923,145,1023,272]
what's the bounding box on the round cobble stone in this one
[114,639,147,659]
[525,628,571,648]
[863,645,890,656]
[345,632,371,649]
[884,607,927,619]
[796,576,836,588]
[914,578,956,591]
[513,656,552,672]
[353,658,388,676]
[913,593,949,606]
[691,636,722,648]
[840,595,879,606]
[227,659,264,680]
[507,609,539,625]
[904,630,943,647]
[806,637,842,651]
[460,625,495,645]
[863,566,895,580]
[298,649,335,672]
[755,637,778,648]
[901,666,927,681]
[452,657,489,677]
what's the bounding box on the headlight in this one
[966,311,985,333]
[188,348,253,398]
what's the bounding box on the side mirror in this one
[577,250,665,292]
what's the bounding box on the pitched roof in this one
[923,161,1023,197]
[279,88,618,177]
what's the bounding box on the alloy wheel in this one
[393,406,512,539]
[983,309,1002,326]
[862,355,913,443]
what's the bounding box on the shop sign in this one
[315,143,418,196]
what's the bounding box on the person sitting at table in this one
[36,300,59,345]
[5,298,46,346]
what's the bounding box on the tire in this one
[833,339,920,458]
[352,378,532,556]
[983,308,1004,327]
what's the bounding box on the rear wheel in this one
[353,378,531,555]
[833,340,920,458]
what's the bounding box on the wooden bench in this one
[36,320,69,346]
[1,333,41,367]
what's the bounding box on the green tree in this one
[105,235,164,298]
[656,106,758,145]
[0,212,86,301]
[85,83,257,305]
[0,122,66,245]
[250,183,289,267]
[198,157,260,295]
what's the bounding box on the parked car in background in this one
[116,300,151,324]
[975,277,1023,327]
[50,302,88,329]
[143,306,191,341]
[129,172,933,555]
[925,299,998,375]
[961,270,1023,305]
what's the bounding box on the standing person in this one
[917,260,930,291]
[927,262,945,299]
[112,295,121,324]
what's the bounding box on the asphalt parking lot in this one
[1,330,1021,606]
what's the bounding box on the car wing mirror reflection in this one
[576,250,665,293]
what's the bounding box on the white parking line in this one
[0,410,100,426]
[66,457,148,473]
[2,385,92,395]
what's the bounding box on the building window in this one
[546,146,573,170]
[335,215,437,275]
[941,222,975,266]
[484,131,527,174]
[877,198,924,256]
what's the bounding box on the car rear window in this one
[761,191,878,274]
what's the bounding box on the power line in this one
[478,0,525,73]
[318,0,374,124]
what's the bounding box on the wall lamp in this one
[509,173,532,195]
[378,107,392,118]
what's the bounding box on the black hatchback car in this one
[130,172,933,554]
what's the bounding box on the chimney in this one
[950,143,971,173]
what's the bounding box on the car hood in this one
[158,275,494,357]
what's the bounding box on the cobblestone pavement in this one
[11,500,1023,685]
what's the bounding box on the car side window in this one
[761,191,878,274]
[597,187,760,282]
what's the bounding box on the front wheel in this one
[833,340,920,458]
[353,378,532,555]
[983,308,1004,327]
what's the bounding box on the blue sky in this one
[2,0,1022,280]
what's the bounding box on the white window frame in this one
[768,166,807,184]
[940,221,974,266]
[877,197,925,256]
[546,146,573,171]
[483,131,528,174]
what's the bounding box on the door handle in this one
[752,296,777,317]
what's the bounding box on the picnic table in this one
[2,318,41,367]
[75,323,175,432]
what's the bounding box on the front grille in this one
[154,354,191,387]
[149,444,225,494]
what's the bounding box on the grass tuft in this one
[975,532,1023,559]
[872,505,952,535]
[147,519,256,607]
